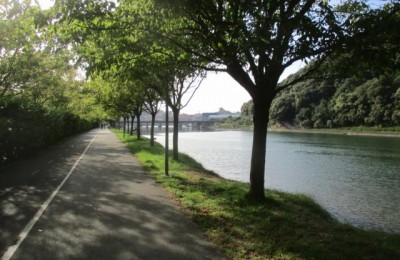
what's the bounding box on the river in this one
[147,130,400,233]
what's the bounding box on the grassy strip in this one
[333,126,400,133]
[268,126,400,137]
[113,129,400,259]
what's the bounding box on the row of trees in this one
[0,1,107,165]
[81,53,205,160]
[53,0,207,161]
[52,0,399,201]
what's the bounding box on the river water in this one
[149,130,400,233]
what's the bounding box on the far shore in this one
[214,125,400,138]
[268,127,400,138]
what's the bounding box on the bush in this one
[0,98,96,165]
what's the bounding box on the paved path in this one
[1,129,223,259]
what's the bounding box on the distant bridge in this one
[116,119,224,131]
[140,120,220,130]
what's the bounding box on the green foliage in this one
[240,100,254,125]
[237,72,400,129]
[55,0,207,154]
[290,75,400,128]
[270,93,296,123]
[327,2,400,78]
[113,129,400,259]
[0,96,97,164]
[0,2,108,165]
[270,73,400,128]
[217,116,253,130]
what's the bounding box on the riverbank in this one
[113,129,400,259]
[268,126,400,138]
[215,123,400,138]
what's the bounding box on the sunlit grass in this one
[113,129,400,259]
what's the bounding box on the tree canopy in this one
[0,1,108,165]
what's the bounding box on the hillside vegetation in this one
[273,74,399,128]
[236,72,400,130]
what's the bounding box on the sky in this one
[180,62,304,114]
[182,72,251,114]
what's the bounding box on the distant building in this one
[137,107,240,122]
[202,107,241,121]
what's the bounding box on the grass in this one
[333,126,400,133]
[113,129,400,259]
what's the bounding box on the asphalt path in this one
[0,129,223,259]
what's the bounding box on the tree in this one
[139,61,204,158]
[150,0,365,200]
[143,86,162,146]
[264,69,399,129]
[86,72,145,137]
[270,92,296,125]
[241,100,254,125]
[323,2,400,78]
[0,1,106,164]
[54,0,206,158]
[165,68,205,160]
[1,0,43,99]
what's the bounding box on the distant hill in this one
[239,72,400,129]
[274,73,399,128]
[140,107,239,122]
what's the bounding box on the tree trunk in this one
[130,114,135,135]
[150,113,156,146]
[136,115,141,140]
[172,108,179,160]
[165,102,169,176]
[123,116,127,138]
[248,97,273,201]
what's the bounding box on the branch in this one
[180,75,205,109]
[226,64,256,97]
[276,56,329,91]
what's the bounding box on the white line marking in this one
[31,170,39,176]
[1,134,97,260]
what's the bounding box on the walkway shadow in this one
[11,132,223,259]
[0,130,98,254]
